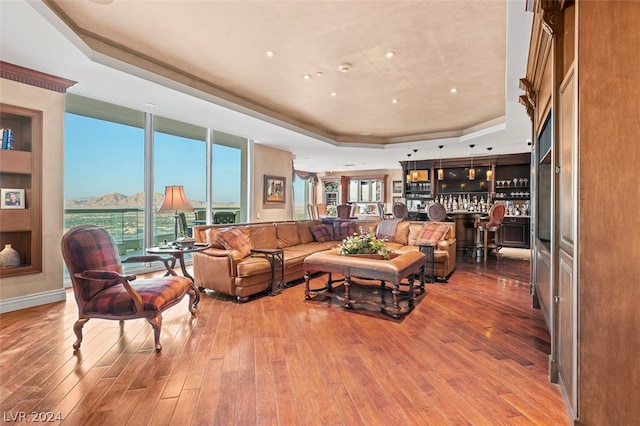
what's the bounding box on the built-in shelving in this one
[0,103,42,277]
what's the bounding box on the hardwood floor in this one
[0,255,569,425]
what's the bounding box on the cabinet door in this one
[500,218,530,248]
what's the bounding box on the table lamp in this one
[157,185,194,241]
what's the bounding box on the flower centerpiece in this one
[337,229,391,260]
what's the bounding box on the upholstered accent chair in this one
[336,204,355,220]
[316,203,327,217]
[475,203,506,261]
[427,202,448,222]
[61,225,196,352]
[392,202,409,219]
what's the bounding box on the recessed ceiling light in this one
[330,92,337,97]
[386,51,395,58]
[392,99,399,104]
[266,50,275,57]
[338,63,352,73]
[303,74,312,80]
[316,71,324,77]
[144,103,155,107]
[450,87,458,93]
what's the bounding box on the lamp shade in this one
[157,185,194,212]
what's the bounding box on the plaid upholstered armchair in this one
[61,225,196,352]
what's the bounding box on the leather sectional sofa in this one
[192,219,456,302]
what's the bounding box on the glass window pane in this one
[213,143,241,223]
[64,112,144,272]
[293,175,307,219]
[154,127,206,245]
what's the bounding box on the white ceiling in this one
[0,0,533,173]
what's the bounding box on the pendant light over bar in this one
[437,145,444,180]
[486,147,494,181]
[468,144,476,180]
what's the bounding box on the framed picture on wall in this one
[263,175,286,204]
[392,180,402,194]
[1,188,25,209]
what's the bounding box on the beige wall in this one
[0,78,66,310]
[252,144,293,222]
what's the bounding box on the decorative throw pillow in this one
[309,225,332,243]
[215,228,252,258]
[376,219,401,242]
[333,221,357,241]
[416,223,450,246]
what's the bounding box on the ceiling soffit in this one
[45,0,507,145]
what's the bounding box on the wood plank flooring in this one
[0,255,569,425]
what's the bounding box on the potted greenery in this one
[337,229,392,260]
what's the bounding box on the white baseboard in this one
[0,288,67,314]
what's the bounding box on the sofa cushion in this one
[277,223,301,248]
[204,228,225,249]
[249,224,279,249]
[416,222,450,246]
[236,255,272,277]
[215,228,252,258]
[394,221,411,245]
[297,221,315,244]
[376,219,401,242]
[310,225,332,243]
[408,223,427,246]
[333,221,356,241]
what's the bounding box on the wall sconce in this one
[437,145,444,180]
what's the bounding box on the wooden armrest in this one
[75,270,137,282]
[74,270,143,311]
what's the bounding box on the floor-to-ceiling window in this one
[293,175,309,219]
[212,132,243,223]
[64,99,145,272]
[64,94,248,275]
[154,117,207,243]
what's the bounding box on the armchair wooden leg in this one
[73,318,89,350]
[187,289,197,315]
[147,315,163,353]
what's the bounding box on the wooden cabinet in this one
[0,104,42,277]
[500,216,530,249]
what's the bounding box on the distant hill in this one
[64,192,236,209]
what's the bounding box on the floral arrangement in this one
[337,228,390,259]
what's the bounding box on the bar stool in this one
[475,204,506,261]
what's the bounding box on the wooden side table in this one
[250,248,285,296]
[418,243,435,285]
[146,243,210,307]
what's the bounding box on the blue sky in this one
[64,113,241,203]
